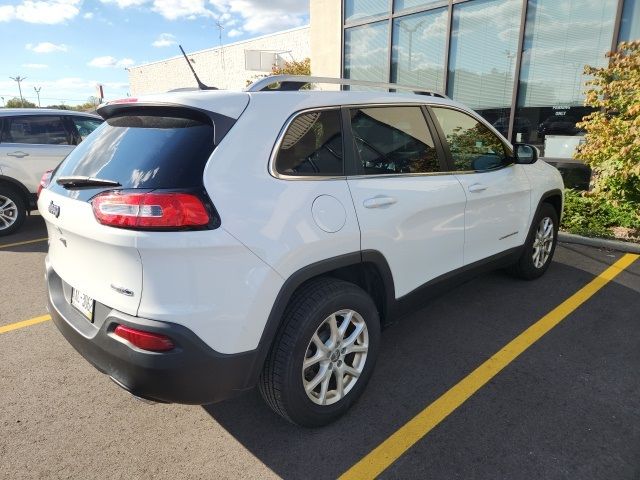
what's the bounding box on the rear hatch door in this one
[39,95,248,316]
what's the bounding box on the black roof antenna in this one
[179,45,217,90]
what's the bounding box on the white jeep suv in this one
[39,76,563,426]
[0,109,102,235]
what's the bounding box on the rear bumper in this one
[46,263,258,404]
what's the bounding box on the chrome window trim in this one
[269,106,347,181]
[269,102,515,181]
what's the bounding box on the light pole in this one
[34,86,42,107]
[400,20,425,74]
[9,76,27,107]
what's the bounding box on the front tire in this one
[509,202,559,280]
[259,277,380,427]
[0,186,27,237]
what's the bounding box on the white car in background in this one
[38,76,563,426]
[0,109,102,236]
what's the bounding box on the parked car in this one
[537,114,581,136]
[38,76,563,427]
[0,109,102,236]
[492,116,532,141]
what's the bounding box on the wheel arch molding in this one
[245,250,395,388]
[535,188,563,223]
[0,175,32,209]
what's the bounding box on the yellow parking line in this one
[0,314,51,334]
[340,253,639,480]
[0,237,48,249]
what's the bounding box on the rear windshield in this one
[53,109,217,190]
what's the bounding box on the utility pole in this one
[34,86,42,107]
[1,97,4,108]
[9,76,27,107]
[215,19,226,87]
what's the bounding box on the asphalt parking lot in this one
[1,214,639,480]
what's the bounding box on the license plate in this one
[71,288,94,321]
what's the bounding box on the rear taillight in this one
[92,191,210,229]
[37,170,53,198]
[114,324,175,352]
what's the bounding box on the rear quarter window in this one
[274,109,344,177]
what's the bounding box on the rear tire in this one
[0,186,27,237]
[259,277,380,427]
[508,202,558,280]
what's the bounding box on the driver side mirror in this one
[514,143,539,164]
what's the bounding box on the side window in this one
[70,117,103,142]
[275,109,343,176]
[432,107,509,172]
[3,116,71,145]
[349,106,441,175]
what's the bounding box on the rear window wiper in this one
[56,176,122,189]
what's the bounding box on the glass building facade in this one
[343,0,639,159]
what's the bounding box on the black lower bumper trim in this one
[46,265,257,404]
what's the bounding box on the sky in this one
[0,0,309,106]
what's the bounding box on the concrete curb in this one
[558,232,640,254]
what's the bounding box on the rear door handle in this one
[7,151,29,158]
[468,183,487,193]
[363,196,397,208]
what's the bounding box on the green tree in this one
[5,97,36,108]
[45,104,72,110]
[247,57,311,87]
[271,57,311,76]
[575,40,640,204]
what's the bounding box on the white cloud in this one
[26,42,68,53]
[152,32,176,47]
[227,28,242,37]
[22,63,49,69]
[83,11,94,18]
[88,56,135,68]
[0,5,15,21]
[100,0,146,7]
[152,0,212,20]
[87,0,309,31]
[210,0,308,34]
[0,0,80,24]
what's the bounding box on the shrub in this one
[561,189,640,239]
[575,41,640,205]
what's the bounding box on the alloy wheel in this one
[0,195,18,231]
[532,216,554,268]
[302,309,369,406]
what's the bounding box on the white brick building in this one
[128,26,310,94]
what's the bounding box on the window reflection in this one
[276,110,343,176]
[391,8,448,93]
[516,0,617,157]
[345,0,388,23]
[350,106,441,174]
[447,0,522,137]
[394,0,445,13]
[344,21,389,83]
[619,0,640,42]
[433,107,508,172]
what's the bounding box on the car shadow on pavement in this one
[0,214,47,253]
[203,253,639,480]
